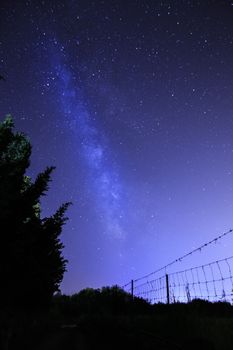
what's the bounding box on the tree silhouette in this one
[0,115,71,313]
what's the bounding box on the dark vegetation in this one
[0,116,70,349]
[1,115,233,350]
[8,286,233,350]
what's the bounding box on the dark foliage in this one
[45,290,233,350]
[4,285,233,349]
[0,115,70,312]
[152,298,233,318]
[51,285,150,322]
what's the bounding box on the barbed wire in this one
[122,228,233,288]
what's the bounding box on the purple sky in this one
[1,0,233,294]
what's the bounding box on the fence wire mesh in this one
[124,255,233,304]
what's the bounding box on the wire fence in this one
[122,229,233,304]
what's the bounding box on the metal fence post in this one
[166,274,170,304]
[131,279,134,299]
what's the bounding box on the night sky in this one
[1,1,233,294]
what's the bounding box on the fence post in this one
[166,274,170,304]
[131,279,134,299]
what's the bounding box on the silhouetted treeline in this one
[50,286,233,321]
[3,285,233,349]
[50,285,150,322]
[47,287,233,350]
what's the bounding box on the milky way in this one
[52,47,125,240]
